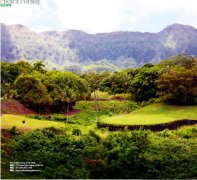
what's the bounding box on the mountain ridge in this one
[1,23,197,72]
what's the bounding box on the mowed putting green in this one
[100,104,197,125]
[1,114,66,130]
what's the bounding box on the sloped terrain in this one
[1,99,36,115]
[1,23,197,71]
[99,104,197,130]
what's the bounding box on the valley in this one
[1,46,197,179]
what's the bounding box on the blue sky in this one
[0,0,197,33]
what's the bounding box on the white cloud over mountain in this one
[0,0,197,33]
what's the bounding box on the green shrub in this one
[7,126,197,179]
[1,136,9,143]
[88,130,101,143]
[72,128,81,136]
[8,126,20,136]
[44,127,65,135]
[1,150,8,157]
[175,126,197,139]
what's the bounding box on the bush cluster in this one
[10,127,197,179]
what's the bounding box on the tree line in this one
[1,54,197,113]
[83,54,197,106]
[1,61,88,113]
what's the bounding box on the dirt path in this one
[65,109,81,116]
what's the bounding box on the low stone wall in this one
[97,119,197,131]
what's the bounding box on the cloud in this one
[0,0,197,33]
[48,0,197,32]
[0,0,58,31]
[54,0,121,33]
[0,3,35,25]
[115,0,197,32]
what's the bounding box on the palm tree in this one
[33,61,46,73]
[121,72,130,113]
[63,88,76,124]
[85,72,100,111]
[111,72,118,112]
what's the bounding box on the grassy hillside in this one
[100,103,197,125]
[1,100,197,131]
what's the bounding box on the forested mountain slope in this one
[1,23,197,71]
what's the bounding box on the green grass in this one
[100,103,197,125]
[2,102,197,131]
[1,114,97,134]
[76,100,138,113]
[91,91,112,100]
[90,90,131,100]
[1,114,66,130]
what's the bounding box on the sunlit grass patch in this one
[100,104,197,125]
[1,114,66,130]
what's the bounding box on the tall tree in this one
[129,64,160,102]
[156,66,197,104]
[83,72,101,111]
[63,88,76,123]
[119,71,131,112]
[111,72,119,112]
[14,74,51,112]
